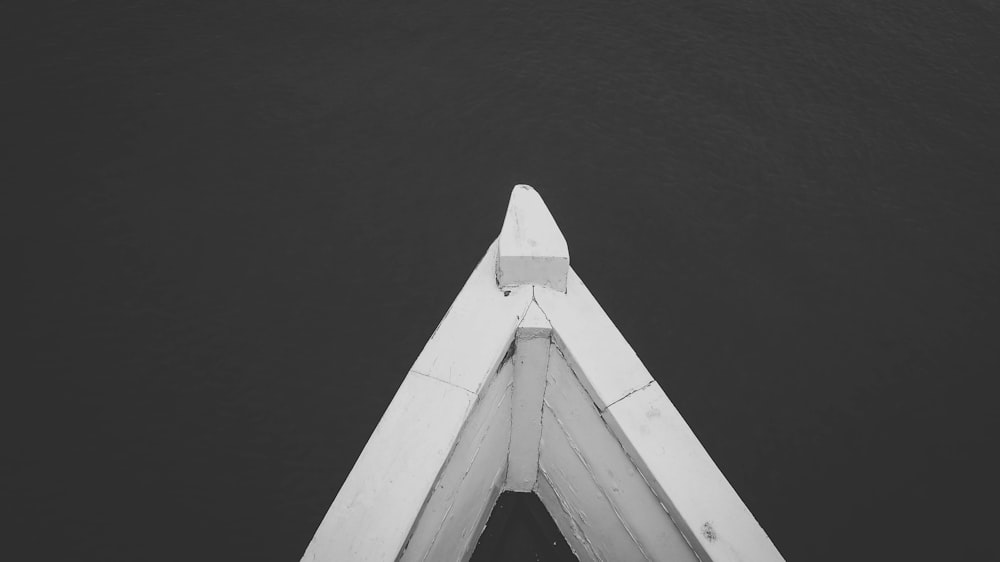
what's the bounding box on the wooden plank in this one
[411,239,533,394]
[303,185,782,562]
[544,346,699,562]
[457,465,507,562]
[300,372,475,561]
[505,302,552,492]
[535,471,596,562]
[496,185,570,292]
[402,359,515,561]
[538,405,648,561]
[604,383,785,562]
[535,270,653,410]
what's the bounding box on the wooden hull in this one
[301,186,783,562]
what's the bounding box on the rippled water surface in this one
[8,1,999,560]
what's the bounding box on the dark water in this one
[472,492,576,561]
[6,1,999,560]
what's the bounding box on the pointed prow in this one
[496,185,570,292]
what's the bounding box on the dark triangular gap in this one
[470,491,577,561]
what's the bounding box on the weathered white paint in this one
[411,239,532,394]
[537,262,784,560]
[535,468,596,560]
[538,403,648,561]
[497,184,570,292]
[400,359,514,561]
[412,360,515,561]
[535,272,654,411]
[301,240,528,562]
[457,464,507,562]
[300,372,476,561]
[303,185,783,562]
[543,346,699,562]
[504,302,551,492]
[604,383,785,562]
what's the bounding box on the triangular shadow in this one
[470,492,577,562]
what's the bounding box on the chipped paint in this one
[302,185,783,562]
[538,403,647,561]
[416,363,514,561]
[604,383,784,562]
[543,345,699,562]
[536,469,596,560]
[300,373,476,561]
[401,359,514,561]
[505,301,551,492]
[535,273,654,411]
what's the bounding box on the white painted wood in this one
[458,465,507,562]
[411,239,533,394]
[535,469,596,561]
[538,404,648,561]
[527,183,782,561]
[418,360,515,561]
[302,240,529,562]
[535,270,654,411]
[304,185,783,562]
[497,184,570,292]
[517,299,552,338]
[604,383,784,562]
[400,359,514,561]
[300,372,475,561]
[544,346,699,562]
[505,302,551,492]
